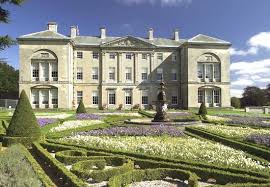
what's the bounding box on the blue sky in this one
[1,0,270,97]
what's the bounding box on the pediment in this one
[101,36,156,48]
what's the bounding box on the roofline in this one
[17,38,71,42]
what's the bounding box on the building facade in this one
[18,22,231,109]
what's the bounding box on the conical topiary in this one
[198,102,207,116]
[76,100,86,114]
[6,90,41,138]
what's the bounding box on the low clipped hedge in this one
[108,168,199,187]
[2,136,40,148]
[138,110,154,118]
[71,158,134,182]
[185,127,270,162]
[32,142,87,187]
[55,149,110,164]
[43,141,270,185]
[46,140,270,179]
[18,144,56,187]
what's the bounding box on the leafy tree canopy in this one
[0,0,24,50]
[0,61,18,93]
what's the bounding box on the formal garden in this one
[1,91,270,187]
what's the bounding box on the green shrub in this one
[108,168,199,187]
[6,90,41,140]
[231,97,241,108]
[76,100,86,114]
[32,142,87,187]
[0,144,42,187]
[198,102,207,116]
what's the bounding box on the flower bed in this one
[76,113,103,120]
[217,114,270,127]
[196,125,270,139]
[93,112,141,117]
[246,134,270,148]
[50,120,103,132]
[38,118,57,127]
[36,113,73,119]
[74,125,184,137]
[60,135,268,171]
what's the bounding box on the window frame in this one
[77,51,83,59]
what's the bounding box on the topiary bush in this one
[5,90,41,143]
[198,102,207,117]
[76,100,86,114]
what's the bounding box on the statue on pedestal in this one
[152,81,170,122]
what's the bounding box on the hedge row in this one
[32,142,87,187]
[185,127,270,162]
[55,149,110,164]
[43,141,270,185]
[108,168,199,187]
[2,136,40,148]
[138,110,154,118]
[71,159,134,182]
[17,144,56,187]
[46,140,270,179]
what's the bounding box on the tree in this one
[231,97,241,108]
[0,61,19,98]
[241,86,268,107]
[266,84,270,105]
[76,100,86,114]
[198,102,207,116]
[0,0,24,50]
[6,90,41,138]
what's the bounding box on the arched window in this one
[30,50,58,82]
[197,53,221,82]
[31,85,58,109]
[198,86,221,107]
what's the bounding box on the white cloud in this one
[248,32,270,49]
[231,89,243,98]
[229,47,258,56]
[231,79,254,86]
[230,58,270,75]
[230,31,270,56]
[116,0,192,6]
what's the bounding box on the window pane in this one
[109,90,116,104]
[92,67,99,80]
[205,64,213,80]
[109,67,115,80]
[214,90,220,103]
[77,52,83,58]
[93,52,99,59]
[77,67,83,80]
[109,53,116,59]
[171,96,178,105]
[214,63,221,80]
[77,91,83,104]
[198,90,204,103]
[92,91,99,105]
[125,90,132,105]
[197,64,204,79]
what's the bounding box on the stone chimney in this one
[148,28,154,40]
[100,27,106,39]
[47,22,58,32]
[173,29,179,41]
[70,26,79,38]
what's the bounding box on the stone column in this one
[134,53,139,83]
[38,89,42,108]
[101,52,106,83]
[48,89,51,108]
[118,52,122,83]
[150,53,154,81]
[48,62,52,81]
[39,62,42,81]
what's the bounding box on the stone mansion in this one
[18,22,231,109]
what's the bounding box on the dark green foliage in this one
[76,100,86,114]
[0,144,42,187]
[108,168,199,187]
[231,97,241,108]
[198,102,207,116]
[6,90,41,139]
[0,61,19,94]
[32,142,87,187]
[0,0,24,50]
[18,144,56,187]
[241,86,268,107]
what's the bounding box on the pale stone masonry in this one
[17,22,231,109]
